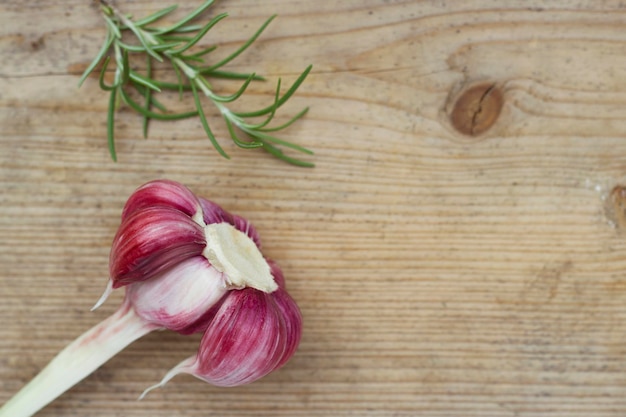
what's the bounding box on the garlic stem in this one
[0,301,158,417]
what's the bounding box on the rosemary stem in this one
[172,57,196,79]
[106,2,160,46]
[86,0,313,165]
[113,42,124,83]
[173,58,212,94]
[0,301,158,417]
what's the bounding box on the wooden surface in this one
[2,1,626,416]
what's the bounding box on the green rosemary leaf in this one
[134,5,178,27]
[133,83,168,113]
[115,41,147,53]
[197,68,265,81]
[100,2,113,17]
[234,64,312,118]
[107,88,118,162]
[240,79,281,129]
[102,14,122,39]
[78,31,114,87]
[123,20,163,62]
[158,35,194,43]
[244,129,313,155]
[154,42,185,51]
[143,78,193,91]
[202,15,276,73]
[117,40,182,52]
[207,73,255,103]
[185,44,218,61]
[98,56,117,91]
[191,82,230,159]
[120,88,198,120]
[258,107,309,132]
[182,55,206,63]
[223,117,263,149]
[120,48,131,84]
[142,55,153,138]
[129,71,162,92]
[260,141,314,167]
[169,13,228,55]
[172,62,185,99]
[170,24,204,33]
[169,13,228,56]
[154,0,216,35]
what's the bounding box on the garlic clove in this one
[193,288,288,386]
[141,278,302,396]
[141,292,285,397]
[198,197,261,248]
[110,206,206,288]
[126,256,228,333]
[202,222,277,293]
[263,260,302,366]
[121,179,204,224]
[269,287,303,368]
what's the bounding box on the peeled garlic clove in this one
[202,222,277,293]
[198,197,261,248]
[110,206,206,288]
[121,179,203,223]
[126,256,228,334]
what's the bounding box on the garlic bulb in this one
[0,180,302,417]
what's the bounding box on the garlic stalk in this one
[0,180,302,417]
[0,301,158,417]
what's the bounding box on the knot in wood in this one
[607,185,626,229]
[450,83,503,136]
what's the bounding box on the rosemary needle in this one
[80,0,313,166]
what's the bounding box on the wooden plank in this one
[1,1,626,416]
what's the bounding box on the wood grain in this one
[2,1,626,416]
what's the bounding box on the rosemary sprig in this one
[79,0,313,166]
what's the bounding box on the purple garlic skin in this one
[104,179,302,388]
[110,205,206,288]
[125,256,227,334]
[182,261,302,387]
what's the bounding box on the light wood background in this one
[2,1,626,416]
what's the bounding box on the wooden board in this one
[2,1,626,416]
